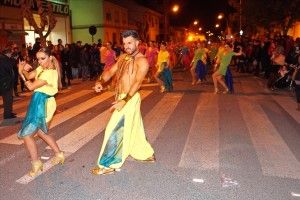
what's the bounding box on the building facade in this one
[107,0,162,42]
[0,3,24,50]
[0,0,72,50]
[1,0,163,50]
[70,0,129,45]
[103,0,128,44]
[70,0,161,45]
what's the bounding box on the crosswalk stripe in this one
[0,90,93,115]
[272,95,300,124]
[0,95,30,114]
[178,93,220,170]
[0,91,114,145]
[144,93,183,143]
[239,97,300,179]
[0,85,72,111]
[16,90,152,184]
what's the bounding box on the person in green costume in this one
[190,41,208,85]
[212,43,242,94]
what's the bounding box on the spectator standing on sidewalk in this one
[61,44,72,87]
[0,46,16,119]
[11,44,21,97]
[292,46,300,111]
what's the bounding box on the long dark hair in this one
[37,47,62,89]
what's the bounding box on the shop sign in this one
[51,2,69,15]
[0,0,69,15]
[4,23,23,30]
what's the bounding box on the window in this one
[122,13,127,24]
[151,17,154,27]
[106,12,112,21]
[114,11,120,24]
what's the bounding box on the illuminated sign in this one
[0,0,69,15]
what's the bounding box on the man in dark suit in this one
[0,46,16,119]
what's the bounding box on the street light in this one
[193,20,198,25]
[172,4,179,13]
[163,3,180,41]
[217,13,230,36]
[198,27,202,31]
[215,24,220,28]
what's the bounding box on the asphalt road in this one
[0,69,300,200]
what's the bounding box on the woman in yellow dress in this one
[155,42,170,92]
[18,47,64,177]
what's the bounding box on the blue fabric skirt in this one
[195,60,207,80]
[159,68,173,92]
[18,91,52,138]
[225,68,234,93]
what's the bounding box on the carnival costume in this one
[159,62,173,92]
[93,55,155,174]
[18,66,58,138]
[157,50,173,92]
[225,68,234,93]
[218,51,235,93]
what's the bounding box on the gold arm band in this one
[122,94,132,103]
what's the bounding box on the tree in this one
[21,0,57,46]
[241,0,300,35]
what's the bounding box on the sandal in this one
[141,155,156,163]
[91,167,115,175]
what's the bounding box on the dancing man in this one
[92,30,155,175]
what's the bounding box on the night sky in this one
[170,0,231,28]
[136,0,234,30]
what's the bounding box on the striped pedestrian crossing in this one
[144,93,183,143]
[0,81,300,185]
[239,97,300,179]
[179,93,220,170]
[272,95,300,124]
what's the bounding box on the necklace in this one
[115,51,140,100]
[124,50,139,61]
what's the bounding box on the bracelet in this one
[97,75,105,85]
[122,94,132,103]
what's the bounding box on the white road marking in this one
[0,90,92,116]
[179,93,220,170]
[272,95,300,124]
[239,97,300,179]
[144,93,183,143]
